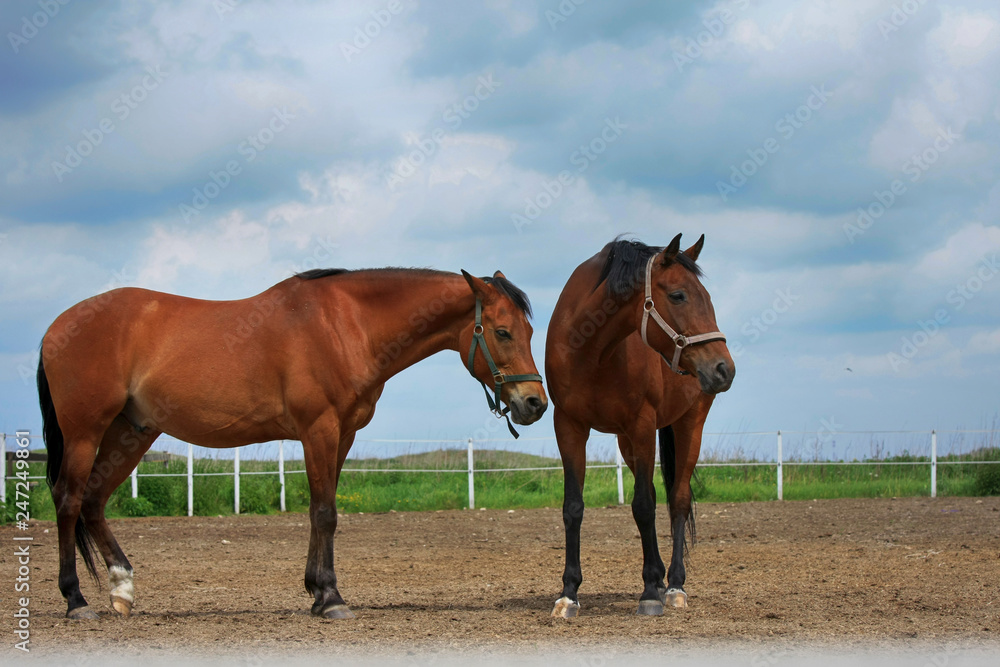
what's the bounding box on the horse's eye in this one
[495,329,512,340]
[669,291,687,304]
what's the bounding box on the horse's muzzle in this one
[509,391,548,424]
[697,359,735,395]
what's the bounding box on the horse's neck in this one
[338,273,474,380]
[565,284,639,365]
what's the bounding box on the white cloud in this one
[913,222,1000,282]
[928,7,1000,68]
[135,213,271,295]
[868,98,949,170]
[967,327,1000,354]
[5,0,1000,438]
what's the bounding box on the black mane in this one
[596,237,703,301]
[295,268,349,280]
[295,267,532,317]
[483,274,532,318]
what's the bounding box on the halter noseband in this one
[640,253,727,376]
[466,297,543,438]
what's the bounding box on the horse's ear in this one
[684,234,705,262]
[492,270,507,281]
[461,270,491,299]
[659,233,683,266]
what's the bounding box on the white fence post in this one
[467,438,475,510]
[187,443,194,517]
[234,448,240,515]
[279,440,286,513]
[616,446,625,505]
[1,434,6,505]
[776,430,783,501]
[131,464,138,499]
[931,430,937,499]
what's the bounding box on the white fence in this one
[3,429,998,514]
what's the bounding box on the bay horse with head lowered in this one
[546,235,735,617]
[38,267,546,620]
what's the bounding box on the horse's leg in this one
[52,428,106,620]
[621,423,667,616]
[662,402,711,610]
[80,416,160,617]
[552,409,589,618]
[301,418,353,619]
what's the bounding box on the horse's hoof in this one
[111,595,133,617]
[664,588,688,609]
[320,604,355,620]
[552,596,580,618]
[636,599,665,616]
[67,605,100,620]
[656,586,668,605]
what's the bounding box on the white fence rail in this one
[3,430,998,513]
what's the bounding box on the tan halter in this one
[640,253,727,376]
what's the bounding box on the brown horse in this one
[545,235,734,617]
[37,267,547,620]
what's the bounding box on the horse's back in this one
[41,284,307,445]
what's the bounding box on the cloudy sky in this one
[1,0,998,457]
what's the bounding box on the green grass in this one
[4,448,998,522]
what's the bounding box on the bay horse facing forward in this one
[546,235,734,617]
[38,268,547,620]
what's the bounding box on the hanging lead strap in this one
[466,297,543,439]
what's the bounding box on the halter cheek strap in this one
[466,297,543,438]
[640,253,727,376]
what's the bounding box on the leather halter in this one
[640,253,727,376]
[466,297,543,438]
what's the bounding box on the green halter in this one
[466,297,543,439]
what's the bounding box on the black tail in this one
[37,356,100,584]
[658,425,696,545]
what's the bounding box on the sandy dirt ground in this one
[2,496,998,662]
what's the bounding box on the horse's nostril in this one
[526,396,543,411]
[715,362,729,382]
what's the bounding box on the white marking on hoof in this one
[321,604,355,620]
[109,565,135,616]
[67,605,100,620]
[552,596,580,618]
[664,588,688,609]
[637,599,665,616]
